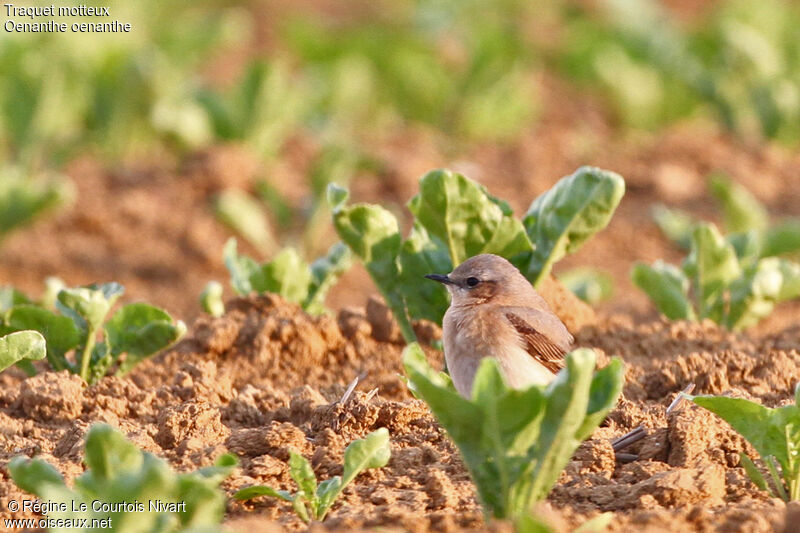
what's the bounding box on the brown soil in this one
[2,292,799,532]
[2,10,800,531]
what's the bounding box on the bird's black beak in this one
[425,273,454,285]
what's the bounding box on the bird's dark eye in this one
[466,277,480,287]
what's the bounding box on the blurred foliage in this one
[558,0,800,143]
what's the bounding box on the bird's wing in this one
[502,307,573,374]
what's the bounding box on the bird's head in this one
[425,253,539,307]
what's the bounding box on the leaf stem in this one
[79,326,97,382]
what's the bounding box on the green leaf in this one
[8,456,65,495]
[691,395,800,491]
[709,174,768,233]
[288,451,318,503]
[631,261,696,320]
[81,424,144,484]
[234,485,293,502]
[727,230,763,267]
[250,247,311,303]
[200,281,225,318]
[41,276,65,310]
[762,219,800,258]
[106,303,186,375]
[215,189,275,255]
[223,237,260,295]
[520,167,625,286]
[515,514,556,533]
[682,223,741,320]
[57,283,124,331]
[558,268,614,305]
[406,169,533,266]
[326,183,349,210]
[332,199,411,340]
[651,204,697,249]
[0,174,74,239]
[5,305,81,369]
[727,257,800,330]
[0,330,46,373]
[403,343,623,518]
[739,452,773,496]
[341,428,391,485]
[303,242,352,315]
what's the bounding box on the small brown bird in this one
[426,254,574,398]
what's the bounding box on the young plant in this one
[403,345,623,519]
[223,238,352,315]
[690,385,800,501]
[200,281,225,318]
[653,175,800,261]
[557,268,614,306]
[9,423,237,531]
[330,167,624,341]
[0,171,74,242]
[235,428,391,522]
[0,330,45,376]
[1,282,186,383]
[633,222,800,329]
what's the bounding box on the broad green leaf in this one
[396,223,454,323]
[651,204,696,249]
[631,261,695,320]
[288,451,318,503]
[332,200,410,339]
[558,267,614,305]
[403,343,623,519]
[315,477,343,513]
[709,174,768,233]
[234,485,293,501]
[521,167,625,286]
[8,456,65,495]
[691,395,799,484]
[57,283,124,331]
[250,247,312,303]
[0,175,74,239]
[727,257,800,330]
[200,281,225,317]
[0,330,46,373]
[682,223,741,320]
[215,189,275,255]
[304,242,352,315]
[341,428,391,485]
[727,230,763,267]
[763,219,800,258]
[106,303,186,375]
[406,169,533,266]
[223,237,260,295]
[6,305,81,370]
[81,424,144,484]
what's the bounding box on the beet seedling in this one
[633,222,800,329]
[690,385,800,501]
[330,167,625,341]
[10,424,237,531]
[235,428,391,522]
[404,345,623,519]
[1,282,185,383]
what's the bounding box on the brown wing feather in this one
[504,312,567,373]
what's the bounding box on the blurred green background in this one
[2,0,799,310]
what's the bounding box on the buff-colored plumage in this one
[426,254,573,398]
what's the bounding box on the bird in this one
[425,253,574,398]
